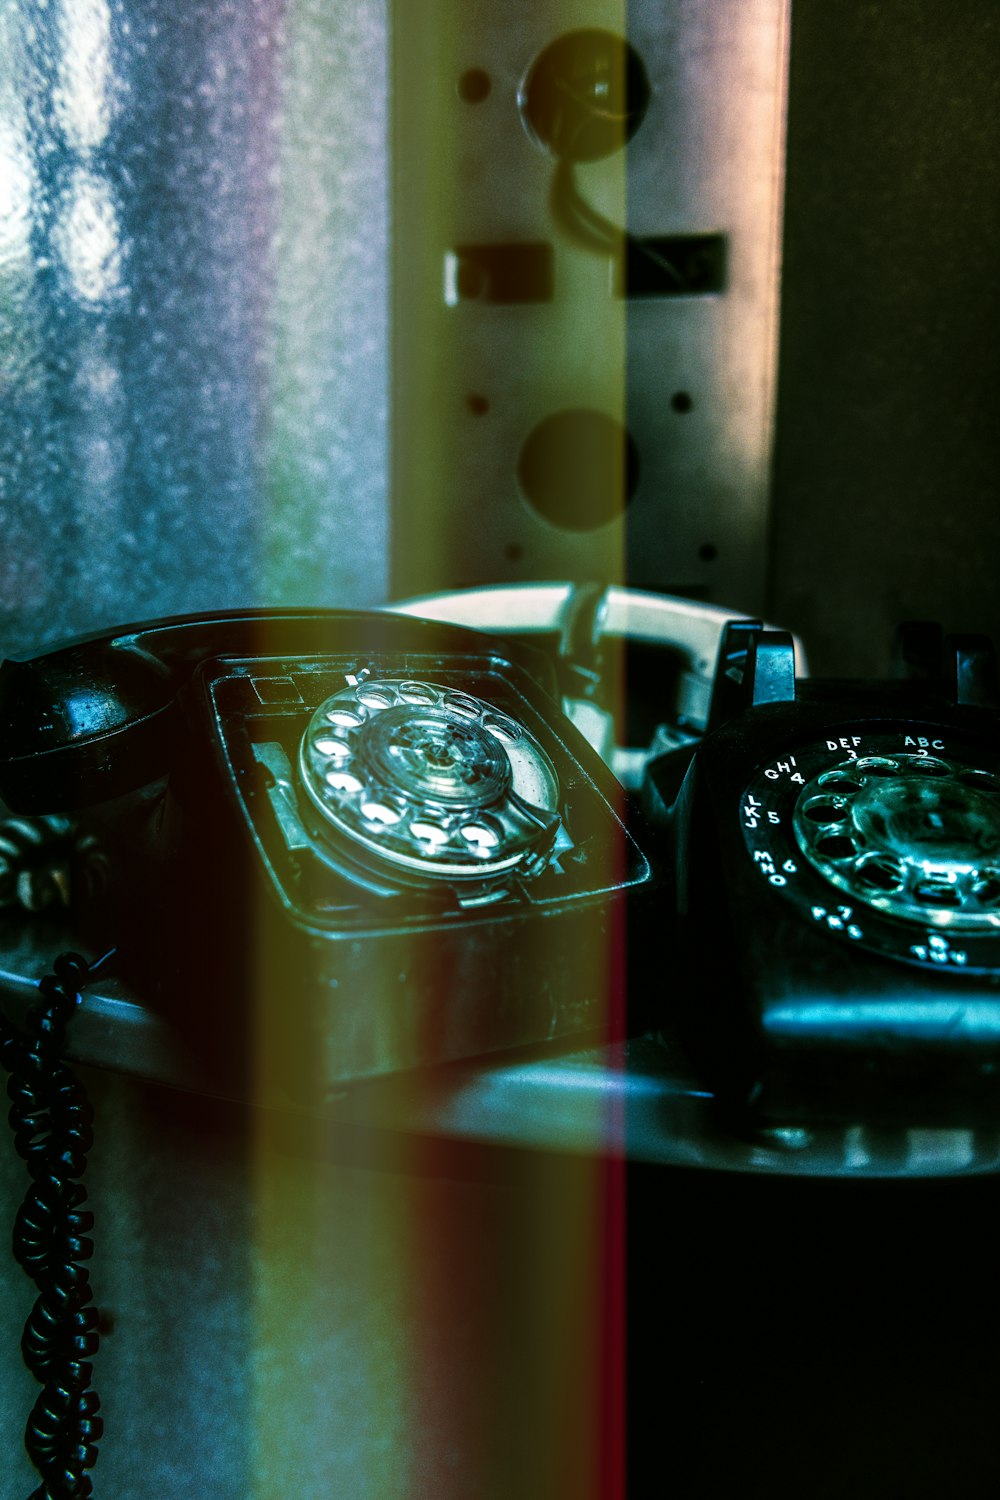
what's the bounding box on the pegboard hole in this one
[671,391,694,414]
[458,68,492,104]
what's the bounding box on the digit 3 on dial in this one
[741,726,1000,972]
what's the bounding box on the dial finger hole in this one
[817,773,861,795]
[445,693,481,719]
[482,712,521,743]
[326,770,363,794]
[325,706,365,728]
[398,681,438,705]
[896,756,950,776]
[356,684,396,709]
[813,834,857,860]
[972,870,1000,905]
[361,801,402,826]
[913,880,962,908]
[802,797,849,825]
[460,821,501,853]
[853,853,905,892]
[958,769,1000,793]
[855,758,899,777]
[410,820,450,846]
[313,736,352,760]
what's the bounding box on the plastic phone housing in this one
[0,611,657,1103]
[651,626,1000,1127]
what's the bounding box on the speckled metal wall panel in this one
[769,0,1000,676]
[0,0,388,660]
[390,0,790,614]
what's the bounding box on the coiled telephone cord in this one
[1,950,106,1500]
[0,815,108,915]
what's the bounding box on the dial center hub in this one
[363,706,510,807]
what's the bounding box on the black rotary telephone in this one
[4,599,1000,1134]
[0,603,662,1498]
[0,608,658,1100]
[647,619,1000,1130]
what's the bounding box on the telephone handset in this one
[0,608,657,1101]
[386,581,800,777]
[652,621,1000,1128]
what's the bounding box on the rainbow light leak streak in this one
[1,0,631,1492]
[252,1,631,1494]
[247,643,631,1499]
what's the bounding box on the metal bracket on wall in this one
[390,0,790,613]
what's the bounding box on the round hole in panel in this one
[411,821,450,847]
[483,713,521,743]
[973,870,1000,905]
[853,853,905,892]
[444,693,480,719]
[855,758,899,778]
[802,798,849,825]
[817,773,862,795]
[517,408,640,532]
[361,801,403,827]
[813,834,857,861]
[519,31,650,161]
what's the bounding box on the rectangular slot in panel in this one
[445,242,555,304]
[615,233,727,299]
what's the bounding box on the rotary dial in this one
[740,725,1000,972]
[299,677,560,884]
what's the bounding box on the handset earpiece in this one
[0,633,174,813]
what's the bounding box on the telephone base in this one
[1,922,997,1181]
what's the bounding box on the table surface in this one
[3,917,998,1182]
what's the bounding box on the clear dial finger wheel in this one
[794,754,1000,929]
[300,678,560,883]
[740,726,1000,971]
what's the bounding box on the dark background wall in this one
[769,0,1000,677]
